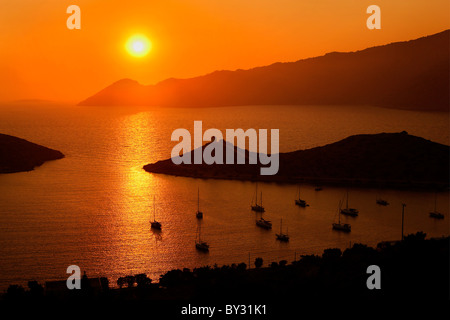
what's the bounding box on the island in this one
[0,133,64,173]
[144,132,449,189]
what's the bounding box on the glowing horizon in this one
[0,0,449,103]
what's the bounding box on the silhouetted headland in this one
[79,30,449,111]
[144,132,449,190]
[0,133,64,173]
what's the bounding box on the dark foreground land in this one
[144,132,449,190]
[2,233,448,312]
[0,133,64,173]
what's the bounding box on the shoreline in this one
[143,132,450,191]
[0,133,64,174]
[2,233,448,302]
[143,169,449,191]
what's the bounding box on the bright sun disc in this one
[126,34,152,57]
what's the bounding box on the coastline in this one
[0,133,64,174]
[143,169,449,191]
[2,234,448,303]
[144,132,450,191]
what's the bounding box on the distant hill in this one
[80,30,449,111]
[0,134,64,173]
[143,132,449,189]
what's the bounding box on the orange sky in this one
[0,0,449,103]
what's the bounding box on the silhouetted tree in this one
[237,263,247,271]
[124,275,136,288]
[117,277,125,289]
[279,260,287,267]
[159,269,184,287]
[322,248,342,260]
[298,254,321,265]
[6,285,25,300]
[135,273,152,288]
[343,243,377,261]
[270,262,278,269]
[254,257,263,268]
[100,277,109,291]
[27,280,43,297]
[404,232,426,243]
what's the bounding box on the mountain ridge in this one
[80,30,450,111]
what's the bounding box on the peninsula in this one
[144,132,449,189]
[0,133,64,173]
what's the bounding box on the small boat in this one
[196,188,203,219]
[429,193,444,219]
[251,183,265,212]
[256,217,272,229]
[294,186,308,207]
[333,200,351,232]
[276,219,289,242]
[376,198,389,206]
[340,190,358,217]
[429,211,444,219]
[195,240,209,251]
[332,222,351,232]
[150,196,162,230]
[151,220,162,230]
[195,225,209,252]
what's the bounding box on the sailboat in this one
[251,183,265,212]
[376,198,389,206]
[276,219,289,241]
[195,224,209,252]
[429,193,444,219]
[256,217,272,229]
[196,188,203,219]
[340,190,359,217]
[150,196,162,230]
[294,186,308,207]
[376,193,389,206]
[333,200,351,232]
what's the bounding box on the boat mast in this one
[153,195,156,221]
[434,192,437,212]
[346,190,349,209]
[338,201,341,224]
[260,191,263,207]
[198,187,200,212]
[401,203,406,240]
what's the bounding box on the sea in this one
[0,103,448,290]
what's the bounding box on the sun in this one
[125,34,152,57]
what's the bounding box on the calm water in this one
[0,104,448,290]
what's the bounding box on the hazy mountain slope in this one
[80,30,449,111]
